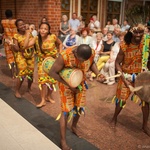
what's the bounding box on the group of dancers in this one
[1,9,150,150]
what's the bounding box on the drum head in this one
[135,72,150,102]
[69,69,83,88]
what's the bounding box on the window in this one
[61,0,70,18]
[107,1,121,23]
[81,0,98,26]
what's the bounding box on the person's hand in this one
[108,59,114,63]
[63,31,67,34]
[96,74,106,83]
[5,38,14,45]
[25,30,31,36]
[99,51,103,55]
[69,86,79,93]
[123,78,132,88]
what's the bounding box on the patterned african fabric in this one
[142,34,150,70]
[35,34,58,85]
[58,46,95,112]
[115,37,145,104]
[1,19,17,66]
[121,39,144,74]
[13,33,35,77]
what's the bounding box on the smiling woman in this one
[12,19,35,98]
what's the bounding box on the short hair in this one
[124,19,128,23]
[5,9,13,18]
[73,12,77,15]
[118,31,126,37]
[107,31,113,35]
[76,44,92,60]
[96,32,103,38]
[62,15,68,20]
[41,16,48,23]
[15,19,24,27]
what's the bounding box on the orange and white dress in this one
[1,19,17,67]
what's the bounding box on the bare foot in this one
[89,76,93,81]
[61,140,72,150]
[27,89,32,94]
[110,118,117,128]
[46,97,55,104]
[15,92,22,98]
[71,126,82,138]
[12,76,15,80]
[36,101,46,108]
[142,127,150,137]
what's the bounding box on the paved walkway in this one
[0,44,5,57]
[0,98,60,150]
[0,82,99,150]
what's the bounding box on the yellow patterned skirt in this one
[38,57,57,85]
[15,52,34,77]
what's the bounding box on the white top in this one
[89,20,100,29]
[110,42,120,60]
[107,24,120,31]
[63,34,80,48]
[92,40,103,54]
[79,36,94,48]
[121,24,130,32]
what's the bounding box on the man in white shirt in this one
[110,18,120,31]
[69,13,80,31]
[121,20,130,32]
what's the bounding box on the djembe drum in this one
[42,57,83,88]
[42,57,55,74]
[134,72,150,103]
[59,68,83,88]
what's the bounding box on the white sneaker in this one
[103,80,109,84]
[107,81,115,85]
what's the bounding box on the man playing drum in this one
[111,24,150,136]
[49,44,105,150]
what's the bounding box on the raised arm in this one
[24,30,37,49]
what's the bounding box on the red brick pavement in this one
[0,57,150,150]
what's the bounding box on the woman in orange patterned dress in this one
[12,19,35,98]
[1,9,17,78]
[26,22,63,107]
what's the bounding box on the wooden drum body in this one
[42,57,83,88]
[42,57,55,74]
[59,68,83,88]
[135,72,150,103]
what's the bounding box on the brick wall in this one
[0,0,16,19]
[0,0,61,35]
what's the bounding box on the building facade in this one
[0,0,150,34]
